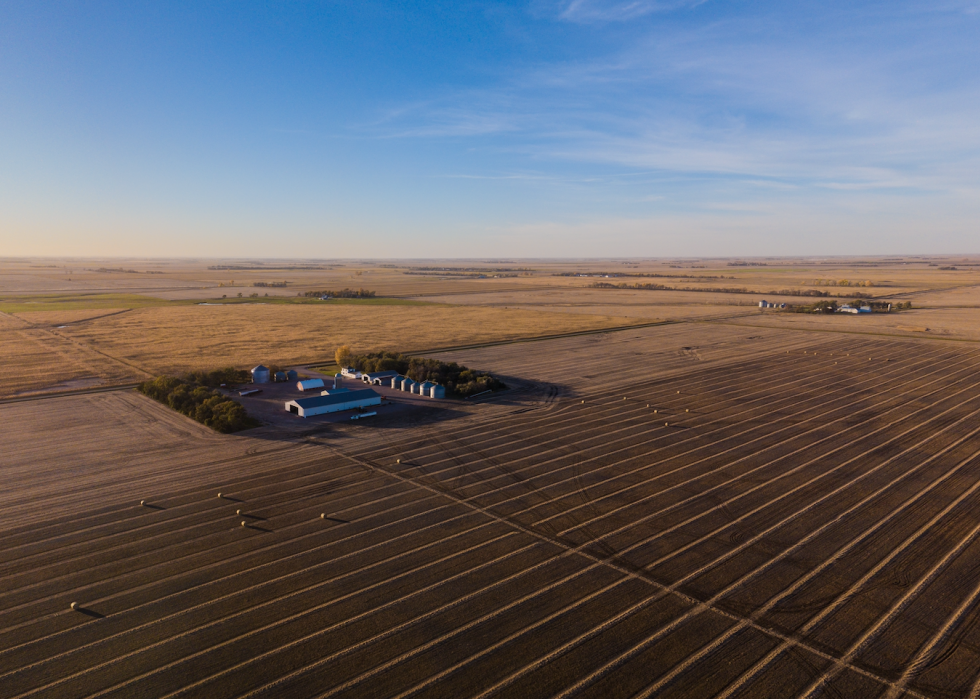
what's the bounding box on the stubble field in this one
[5,322,980,697]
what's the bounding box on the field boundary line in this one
[547,398,980,699]
[796,453,980,697]
[655,435,980,699]
[452,420,980,699]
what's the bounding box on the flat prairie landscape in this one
[2,255,979,397]
[4,256,980,698]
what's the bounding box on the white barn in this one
[296,378,326,391]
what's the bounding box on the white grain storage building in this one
[297,378,326,391]
[285,388,381,417]
[251,365,270,384]
[363,370,399,385]
[400,377,416,393]
[419,381,436,396]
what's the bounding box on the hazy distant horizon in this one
[5,253,980,263]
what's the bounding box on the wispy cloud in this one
[537,0,709,23]
[368,1,980,202]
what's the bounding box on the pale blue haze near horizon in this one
[1,0,978,258]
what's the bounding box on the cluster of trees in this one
[556,272,733,279]
[591,281,874,299]
[183,367,252,387]
[335,347,505,398]
[402,271,517,277]
[302,288,376,298]
[138,374,259,433]
[591,281,754,294]
[253,281,288,287]
[800,279,875,287]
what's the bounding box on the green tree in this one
[335,345,352,367]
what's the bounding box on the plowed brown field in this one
[4,324,980,698]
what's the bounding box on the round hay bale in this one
[321,513,326,519]
[140,500,145,506]
[236,509,242,515]
[396,458,401,464]
[70,602,77,610]
[241,521,247,527]
[217,493,223,499]
[665,422,669,427]
[685,409,689,413]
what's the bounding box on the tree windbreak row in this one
[589,281,874,298]
[138,372,259,433]
[337,348,505,398]
[302,288,376,298]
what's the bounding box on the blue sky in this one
[1,0,978,257]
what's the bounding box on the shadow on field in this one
[75,607,105,619]
[141,503,165,511]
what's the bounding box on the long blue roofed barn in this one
[285,388,381,417]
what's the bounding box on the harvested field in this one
[13,308,132,326]
[0,313,143,397]
[725,307,980,342]
[5,325,980,697]
[53,303,645,377]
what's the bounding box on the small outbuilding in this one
[251,365,270,384]
[285,388,381,417]
[297,378,326,391]
[362,370,399,384]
